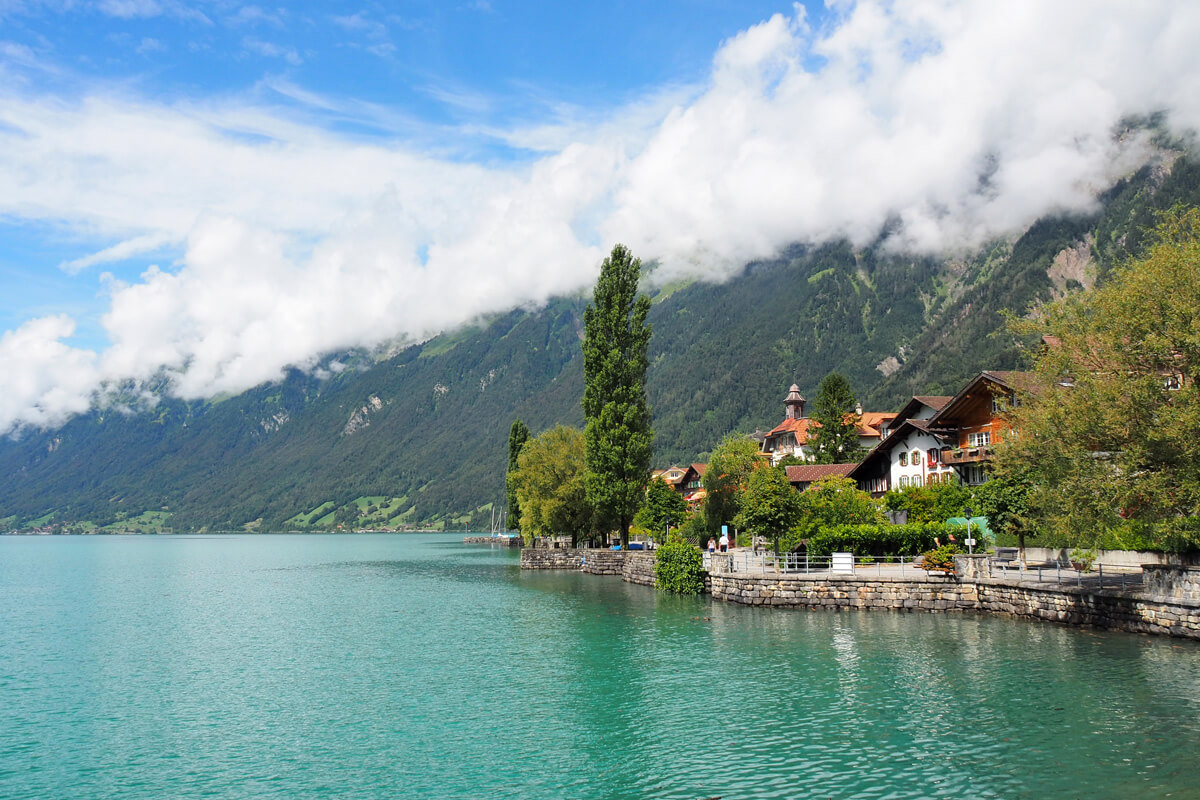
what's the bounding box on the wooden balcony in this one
[940,446,993,464]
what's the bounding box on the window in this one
[991,395,1009,414]
[968,431,991,448]
[911,450,920,464]
[964,465,988,485]
[912,475,922,488]
[899,475,910,487]
[899,451,908,467]
[927,449,939,467]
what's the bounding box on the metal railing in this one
[701,550,1146,591]
[986,558,1143,590]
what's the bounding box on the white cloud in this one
[242,36,302,65]
[2,0,1200,433]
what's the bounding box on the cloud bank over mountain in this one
[2,0,1199,433]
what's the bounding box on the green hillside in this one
[3,151,1198,533]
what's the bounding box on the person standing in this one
[719,531,729,553]
[707,538,716,554]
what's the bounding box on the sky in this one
[0,0,1199,434]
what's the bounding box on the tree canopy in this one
[509,425,592,546]
[736,465,802,553]
[635,477,687,540]
[582,243,654,548]
[506,419,530,532]
[995,206,1200,552]
[702,433,762,535]
[809,372,860,464]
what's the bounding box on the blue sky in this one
[0,1,1198,433]
[0,0,824,343]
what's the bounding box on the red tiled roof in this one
[784,463,857,483]
[766,417,816,443]
[856,411,897,436]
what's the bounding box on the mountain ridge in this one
[3,149,1198,532]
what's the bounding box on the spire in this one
[784,383,806,420]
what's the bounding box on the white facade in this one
[887,430,956,489]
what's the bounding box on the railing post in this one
[1098,563,1103,590]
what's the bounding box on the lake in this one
[1,533,1198,799]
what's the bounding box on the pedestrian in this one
[707,538,716,554]
[719,532,729,553]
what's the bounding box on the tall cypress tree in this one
[505,419,530,532]
[582,243,653,548]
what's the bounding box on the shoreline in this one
[519,547,1200,640]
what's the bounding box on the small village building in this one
[760,383,896,465]
[784,463,857,492]
[848,371,1028,495]
[650,463,707,507]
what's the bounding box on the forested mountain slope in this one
[3,151,1198,532]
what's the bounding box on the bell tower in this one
[784,384,806,420]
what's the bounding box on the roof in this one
[847,418,957,480]
[691,463,707,477]
[766,416,816,443]
[892,395,953,427]
[930,371,1034,426]
[856,411,897,437]
[785,464,857,484]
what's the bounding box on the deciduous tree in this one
[996,206,1200,552]
[509,426,593,546]
[635,477,687,541]
[736,465,802,554]
[702,433,762,535]
[583,243,654,548]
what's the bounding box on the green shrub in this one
[654,533,706,594]
[920,543,963,571]
[802,522,956,557]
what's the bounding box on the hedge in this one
[804,522,958,557]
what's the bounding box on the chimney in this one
[855,402,863,417]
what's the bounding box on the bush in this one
[920,543,964,571]
[654,533,706,594]
[802,522,956,557]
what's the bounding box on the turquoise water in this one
[2,534,1199,799]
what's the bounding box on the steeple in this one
[784,384,806,420]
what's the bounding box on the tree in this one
[736,465,802,554]
[997,206,1200,552]
[508,426,593,546]
[702,433,762,535]
[883,478,973,524]
[809,372,860,464]
[785,475,882,550]
[972,471,1033,559]
[582,243,654,549]
[505,419,530,532]
[635,477,687,541]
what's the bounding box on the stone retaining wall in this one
[463,536,521,546]
[1143,565,1200,602]
[520,549,583,570]
[708,570,1200,638]
[623,552,657,587]
[581,550,628,576]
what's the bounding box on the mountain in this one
[3,149,1199,533]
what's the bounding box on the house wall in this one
[888,430,955,489]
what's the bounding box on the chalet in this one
[929,370,1028,485]
[650,463,706,506]
[848,371,1029,495]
